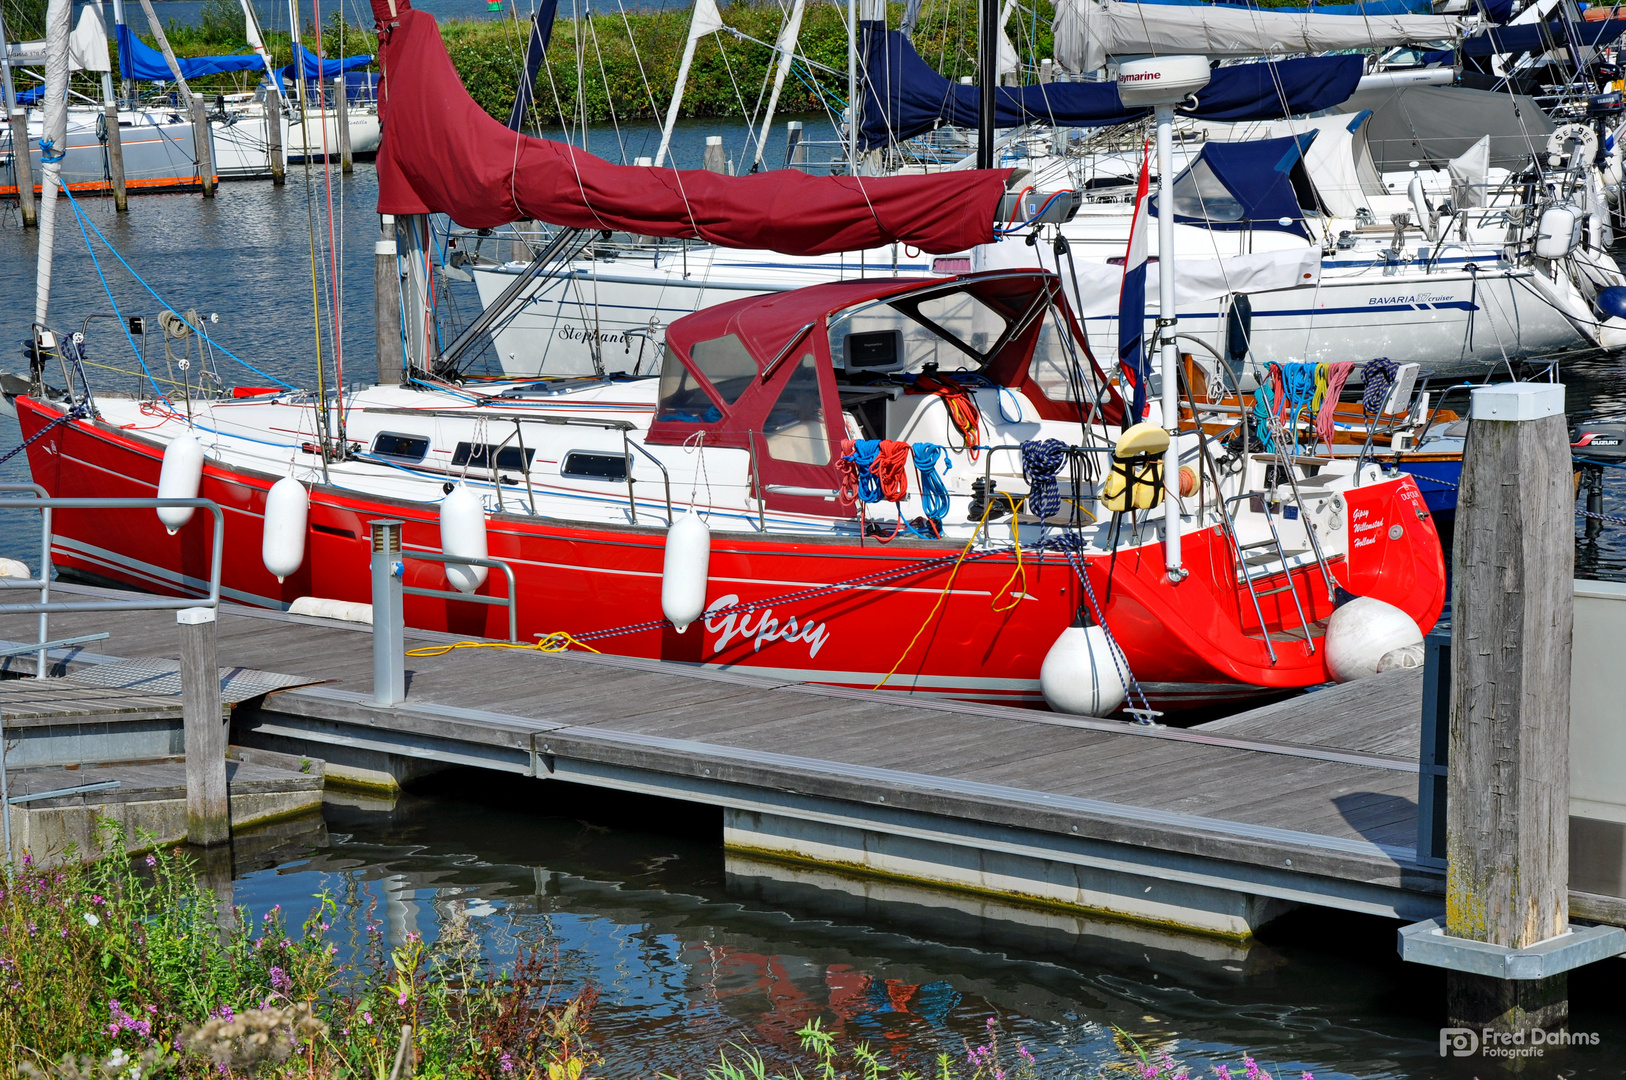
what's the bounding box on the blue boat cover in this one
[1461,16,1626,55]
[508,0,559,130]
[857,25,1363,151]
[1129,0,1429,13]
[116,23,264,80]
[16,84,45,104]
[1150,134,1318,240]
[278,43,373,83]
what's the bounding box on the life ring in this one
[1548,123,1600,164]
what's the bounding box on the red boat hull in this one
[18,398,1447,710]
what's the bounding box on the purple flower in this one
[270,966,291,993]
[501,1053,515,1073]
[1216,1067,1232,1080]
[363,1012,373,1026]
[144,855,156,868]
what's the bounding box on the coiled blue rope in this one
[1021,438,1068,519]
[913,442,950,525]
[38,138,65,164]
[1362,357,1398,414]
[1281,363,1319,454]
[1252,364,1280,453]
[842,439,885,504]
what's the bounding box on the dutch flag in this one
[1118,143,1153,420]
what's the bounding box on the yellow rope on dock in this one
[404,632,602,659]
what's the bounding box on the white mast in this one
[241,0,287,102]
[0,0,16,111]
[751,0,805,171]
[653,0,723,168]
[33,0,72,330]
[1116,55,1210,583]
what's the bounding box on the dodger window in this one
[764,355,831,465]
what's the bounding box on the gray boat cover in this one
[1339,84,1554,172]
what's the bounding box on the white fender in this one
[261,476,308,583]
[440,484,489,594]
[1039,617,1127,716]
[1407,175,1432,238]
[1324,596,1423,683]
[156,436,204,534]
[661,512,711,633]
[1600,316,1626,350]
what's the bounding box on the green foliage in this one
[3,0,46,42]
[0,824,599,1080]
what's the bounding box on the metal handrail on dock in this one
[398,550,519,643]
[0,490,226,866]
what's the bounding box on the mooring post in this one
[265,98,285,186]
[188,97,215,198]
[1448,382,1573,1031]
[702,135,726,174]
[179,606,229,846]
[334,76,353,174]
[100,74,127,213]
[376,214,403,386]
[10,109,37,227]
[784,121,804,171]
[371,519,406,706]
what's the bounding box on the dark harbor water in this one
[224,775,1626,1080]
[2,126,1626,1079]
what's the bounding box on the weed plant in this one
[0,827,598,1080]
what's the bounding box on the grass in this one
[1,823,1321,1080]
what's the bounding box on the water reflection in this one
[222,775,1623,1080]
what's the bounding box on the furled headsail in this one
[367,0,1008,257]
[859,25,1364,151]
[1053,0,1463,72]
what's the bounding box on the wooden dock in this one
[2,582,1620,939]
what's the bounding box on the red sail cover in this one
[370,0,1008,256]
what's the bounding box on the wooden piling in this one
[188,97,215,198]
[377,215,403,386]
[179,607,229,846]
[334,77,353,174]
[10,108,36,227]
[265,100,285,185]
[1447,383,1574,1033]
[103,101,127,213]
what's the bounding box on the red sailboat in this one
[11,2,1444,715]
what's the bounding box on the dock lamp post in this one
[1114,56,1211,583]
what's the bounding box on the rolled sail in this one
[367,0,1008,256]
[1053,0,1463,73]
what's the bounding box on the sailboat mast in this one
[847,0,856,174]
[0,1,16,112]
[976,0,995,170]
[34,0,73,331]
[109,0,127,102]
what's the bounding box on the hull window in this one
[451,442,536,471]
[372,432,430,462]
[561,451,631,482]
